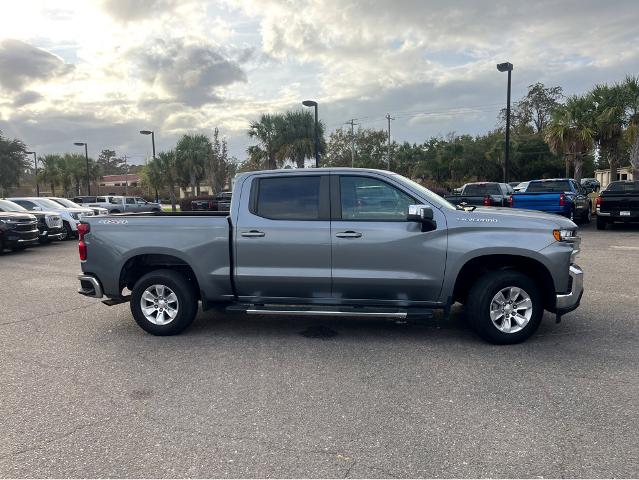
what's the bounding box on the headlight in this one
[69,212,80,220]
[553,229,577,242]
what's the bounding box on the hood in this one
[0,212,36,222]
[451,206,577,230]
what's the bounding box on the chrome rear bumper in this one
[78,274,104,298]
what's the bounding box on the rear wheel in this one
[596,216,608,230]
[466,270,543,344]
[582,205,592,223]
[130,269,198,336]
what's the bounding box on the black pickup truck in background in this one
[191,191,232,212]
[0,211,39,252]
[444,182,513,207]
[596,180,639,230]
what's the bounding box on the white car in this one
[48,197,108,216]
[9,197,95,240]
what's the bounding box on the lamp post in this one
[140,130,158,201]
[73,142,91,195]
[496,62,513,183]
[26,151,39,196]
[302,100,319,168]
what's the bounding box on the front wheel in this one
[62,221,74,240]
[466,270,543,344]
[130,269,198,335]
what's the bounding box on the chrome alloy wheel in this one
[489,286,533,334]
[140,284,179,325]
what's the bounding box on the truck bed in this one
[82,213,233,300]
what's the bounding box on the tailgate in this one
[512,193,561,209]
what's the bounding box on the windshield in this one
[527,180,571,193]
[51,198,82,208]
[393,174,457,210]
[463,183,501,195]
[35,198,69,209]
[0,199,28,212]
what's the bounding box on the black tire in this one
[62,221,74,240]
[466,270,543,344]
[569,207,577,224]
[582,205,592,223]
[130,269,198,336]
[111,209,121,214]
[151,208,161,213]
[596,216,608,230]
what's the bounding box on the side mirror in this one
[407,204,437,232]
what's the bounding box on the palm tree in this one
[276,110,325,168]
[544,95,595,181]
[247,114,284,169]
[623,76,639,175]
[141,158,164,202]
[590,83,626,183]
[157,150,178,211]
[176,134,211,196]
[38,154,62,195]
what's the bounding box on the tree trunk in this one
[296,156,305,169]
[50,183,55,196]
[169,185,177,212]
[629,135,639,176]
[573,156,583,182]
[189,172,196,198]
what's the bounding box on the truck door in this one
[330,174,447,303]
[234,174,332,300]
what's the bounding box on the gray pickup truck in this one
[77,168,583,344]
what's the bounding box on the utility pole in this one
[345,119,359,167]
[123,154,128,196]
[385,113,394,170]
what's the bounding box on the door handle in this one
[335,231,362,238]
[241,230,265,238]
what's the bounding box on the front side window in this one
[126,197,136,204]
[255,176,321,220]
[340,176,414,221]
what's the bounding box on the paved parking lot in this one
[1,223,638,478]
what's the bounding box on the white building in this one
[594,167,634,189]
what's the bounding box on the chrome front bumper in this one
[556,264,583,312]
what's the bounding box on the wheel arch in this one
[452,254,556,311]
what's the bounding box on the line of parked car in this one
[0,195,161,254]
[444,177,639,230]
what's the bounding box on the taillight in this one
[559,193,566,206]
[508,195,513,207]
[483,196,491,206]
[78,223,90,261]
[596,196,602,206]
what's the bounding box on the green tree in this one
[38,154,62,195]
[96,149,126,176]
[276,110,325,168]
[623,75,639,174]
[591,83,626,182]
[158,151,179,211]
[141,158,164,202]
[0,131,29,196]
[176,134,211,196]
[247,114,284,169]
[208,127,233,194]
[544,95,595,181]
[325,128,388,169]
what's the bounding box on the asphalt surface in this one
[1,222,638,478]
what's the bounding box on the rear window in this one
[606,181,639,192]
[463,183,501,195]
[255,176,321,220]
[527,180,571,193]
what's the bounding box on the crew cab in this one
[511,178,591,223]
[596,180,639,229]
[0,199,64,243]
[444,182,513,207]
[77,168,583,345]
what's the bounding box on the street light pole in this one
[26,151,39,196]
[74,142,91,195]
[497,62,513,183]
[302,100,319,168]
[140,130,158,201]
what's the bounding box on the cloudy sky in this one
[1,0,638,164]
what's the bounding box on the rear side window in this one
[255,176,321,220]
[463,184,501,195]
[96,197,106,202]
[527,180,571,192]
[607,181,639,192]
[126,197,136,204]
